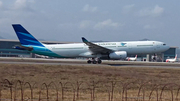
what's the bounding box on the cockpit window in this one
[163,44,166,45]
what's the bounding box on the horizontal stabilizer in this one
[13,45,33,51]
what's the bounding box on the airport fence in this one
[0,79,180,101]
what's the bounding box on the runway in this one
[0,57,180,68]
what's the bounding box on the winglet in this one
[82,37,89,43]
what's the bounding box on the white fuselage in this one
[127,55,137,61]
[166,58,177,62]
[36,40,169,58]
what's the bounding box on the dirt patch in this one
[0,63,180,85]
[1,63,180,100]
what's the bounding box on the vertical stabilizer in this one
[135,55,137,58]
[12,24,44,47]
[175,54,177,59]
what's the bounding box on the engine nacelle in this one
[109,51,127,59]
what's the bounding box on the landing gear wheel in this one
[97,59,102,64]
[87,58,102,64]
[87,60,91,64]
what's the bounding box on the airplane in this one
[12,24,170,64]
[127,55,137,61]
[166,54,177,63]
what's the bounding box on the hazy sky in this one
[0,0,180,47]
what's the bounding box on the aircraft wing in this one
[82,37,113,54]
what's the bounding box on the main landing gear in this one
[87,58,102,64]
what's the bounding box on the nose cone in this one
[165,45,170,51]
[162,44,170,52]
[159,42,170,52]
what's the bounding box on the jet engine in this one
[109,51,127,59]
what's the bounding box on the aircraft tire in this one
[87,60,91,64]
[98,59,102,64]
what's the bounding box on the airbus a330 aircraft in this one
[12,24,170,64]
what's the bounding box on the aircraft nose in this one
[165,45,170,51]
